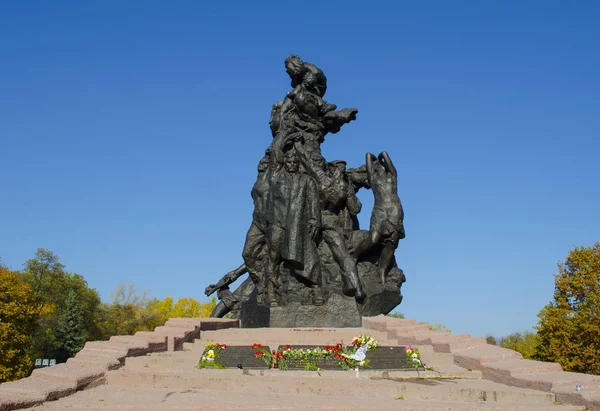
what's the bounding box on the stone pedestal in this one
[269,294,362,327]
[238,265,404,328]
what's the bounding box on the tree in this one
[536,242,600,375]
[96,283,152,337]
[55,290,87,362]
[497,330,539,359]
[386,312,405,319]
[20,249,101,363]
[95,284,218,339]
[486,335,497,345]
[20,249,66,314]
[0,267,38,383]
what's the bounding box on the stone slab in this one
[204,345,271,369]
[269,295,362,327]
[366,346,415,370]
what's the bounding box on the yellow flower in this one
[406,349,412,354]
[207,349,215,358]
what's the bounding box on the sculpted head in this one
[347,164,369,189]
[258,151,270,173]
[329,160,347,173]
[284,150,300,174]
[328,160,348,182]
[285,55,305,78]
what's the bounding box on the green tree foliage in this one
[96,283,154,337]
[55,290,87,361]
[0,266,38,383]
[386,312,405,319]
[20,249,101,363]
[485,335,497,345]
[536,242,600,375]
[95,284,216,339]
[497,330,539,359]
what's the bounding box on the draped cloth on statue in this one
[268,170,322,285]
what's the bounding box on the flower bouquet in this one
[198,342,227,369]
[404,345,423,376]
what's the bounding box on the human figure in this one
[265,150,322,306]
[295,143,366,301]
[239,152,271,300]
[270,55,358,167]
[205,264,254,318]
[354,152,405,284]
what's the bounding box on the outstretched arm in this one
[205,263,248,296]
[366,152,376,186]
[378,151,397,178]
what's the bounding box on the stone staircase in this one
[0,316,598,410]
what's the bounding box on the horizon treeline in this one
[0,248,215,383]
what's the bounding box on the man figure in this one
[295,144,366,301]
[265,150,322,306]
[354,152,405,284]
[204,263,254,318]
[240,152,271,299]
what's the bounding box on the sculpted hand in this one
[205,285,216,296]
[340,108,358,122]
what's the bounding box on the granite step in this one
[17,385,587,410]
[106,368,563,404]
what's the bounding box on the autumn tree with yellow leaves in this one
[0,266,38,383]
[536,242,600,375]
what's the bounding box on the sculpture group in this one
[205,55,406,326]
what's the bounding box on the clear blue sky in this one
[1,1,598,338]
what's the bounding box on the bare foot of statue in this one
[312,287,325,306]
[268,294,279,307]
[342,282,357,297]
[355,285,366,303]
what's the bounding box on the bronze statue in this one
[205,55,406,326]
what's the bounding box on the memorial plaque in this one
[204,346,271,369]
[277,345,344,370]
[364,346,415,370]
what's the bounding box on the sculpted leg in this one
[210,301,231,318]
[242,223,267,298]
[352,230,382,258]
[266,251,281,307]
[378,242,396,284]
[323,228,366,301]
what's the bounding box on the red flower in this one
[285,345,292,350]
[252,343,262,349]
